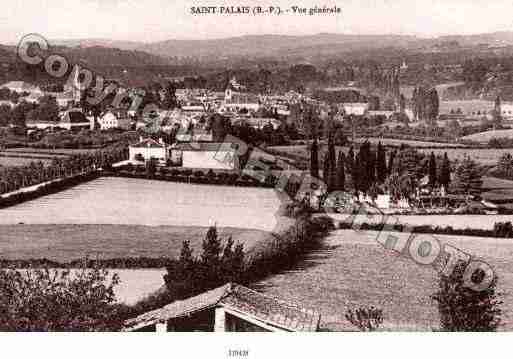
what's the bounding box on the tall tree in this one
[327,134,337,191]
[201,226,222,288]
[428,152,437,187]
[453,156,483,196]
[493,96,502,127]
[387,150,396,177]
[346,146,355,189]
[323,152,331,191]
[376,142,387,183]
[310,136,319,179]
[439,152,451,189]
[336,151,345,191]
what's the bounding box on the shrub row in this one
[338,220,513,238]
[109,169,277,189]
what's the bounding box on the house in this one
[238,118,281,130]
[342,102,369,116]
[123,283,321,332]
[23,92,44,104]
[171,142,238,170]
[367,110,395,120]
[53,92,75,108]
[98,110,132,130]
[0,81,42,94]
[59,109,93,131]
[223,78,260,113]
[129,137,169,164]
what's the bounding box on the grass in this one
[256,229,513,331]
[418,148,513,165]
[0,224,272,263]
[355,137,463,148]
[0,157,53,167]
[462,129,513,142]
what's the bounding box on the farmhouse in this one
[342,102,369,116]
[98,110,132,130]
[171,142,238,170]
[129,137,169,164]
[223,77,260,113]
[59,109,93,131]
[123,283,321,332]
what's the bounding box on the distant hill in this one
[137,33,421,59]
[53,45,171,67]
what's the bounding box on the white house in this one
[98,110,132,130]
[59,109,93,131]
[342,103,369,116]
[223,78,260,113]
[129,137,169,164]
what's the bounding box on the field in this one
[355,137,463,148]
[1,148,98,155]
[256,230,513,331]
[0,157,53,167]
[418,148,513,165]
[0,148,99,167]
[0,224,270,263]
[0,177,286,231]
[462,129,513,142]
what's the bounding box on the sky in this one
[2,0,513,43]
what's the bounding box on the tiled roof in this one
[124,284,231,331]
[131,138,166,148]
[123,283,320,332]
[173,142,234,152]
[221,285,320,332]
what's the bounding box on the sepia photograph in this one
[1,0,513,355]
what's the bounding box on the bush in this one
[432,263,502,331]
[0,267,123,331]
[345,307,384,332]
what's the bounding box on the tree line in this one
[311,140,454,200]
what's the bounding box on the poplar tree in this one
[439,152,451,189]
[428,152,437,187]
[310,136,319,179]
[346,146,355,189]
[376,141,387,183]
[336,151,346,191]
[453,156,483,196]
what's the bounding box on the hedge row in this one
[338,220,513,238]
[109,169,277,189]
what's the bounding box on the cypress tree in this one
[453,156,483,196]
[428,152,437,187]
[439,152,451,189]
[310,136,319,179]
[346,146,355,189]
[388,150,396,176]
[376,142,387,183]
[323,152,331,190]
[336,151,346,191]
[328,135,337,191]
[201,226,222,288]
